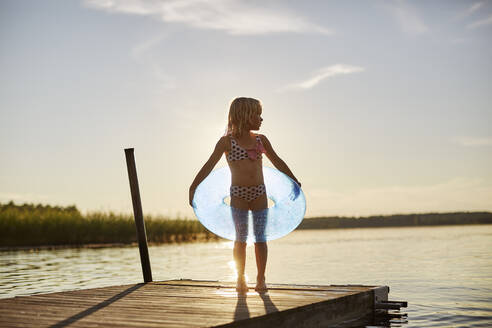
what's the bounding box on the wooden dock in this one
[0,279,402,327]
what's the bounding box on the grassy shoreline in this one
[0,233,220,252]
[2,201,491,250]
[0,201,218,248]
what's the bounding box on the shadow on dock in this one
[260,292,278,314]
[233,291,279,322]
[49,284,144,328]
[234,293,278,321]
[234,295,250,321]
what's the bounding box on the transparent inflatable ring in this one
[192,166,306,242]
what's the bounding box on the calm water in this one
[1,225,491,327]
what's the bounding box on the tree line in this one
[298,212,492,229]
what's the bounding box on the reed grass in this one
[0,201,217,247]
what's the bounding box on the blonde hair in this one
[226,97,262,137]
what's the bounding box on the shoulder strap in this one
[256,135,266,153]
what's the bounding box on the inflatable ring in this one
[192,166,306,242]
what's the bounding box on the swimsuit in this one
[227,135,269,242]
[227,135,267,202]
[230,184,266,202]
[227,135,266,161]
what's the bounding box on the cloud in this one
[383,0,429,35]
[467,2,485,15]
[83,0,332,35]
[307,177,492,217]
[454,1,484,20]
[279,64,364,92]
[129,34,177,91]
[467,14,492,29]
[130,34,168,61]
[452,136,492,147]
[449,37,468,44]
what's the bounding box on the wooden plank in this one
[0,280,385,328]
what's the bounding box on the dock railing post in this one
[124,148,153,283]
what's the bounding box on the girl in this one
[189,97,301,293]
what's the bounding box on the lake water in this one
[1,225,491,327]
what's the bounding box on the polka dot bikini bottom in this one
[230,184,266,202]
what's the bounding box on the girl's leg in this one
[254,242,268,291]
[231,196,249,292]
[250,193,268,292]
[234,241,247,290]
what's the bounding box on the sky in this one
[1,0,491,218]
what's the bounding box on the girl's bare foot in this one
[255,276,267,293]
[236,276,248,293]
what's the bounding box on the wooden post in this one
[124,148,152,283]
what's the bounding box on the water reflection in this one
[1,225,491,328]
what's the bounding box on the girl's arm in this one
[189,137,227,206]
[260,135,301,187]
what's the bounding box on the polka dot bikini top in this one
[227,135,267,161]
